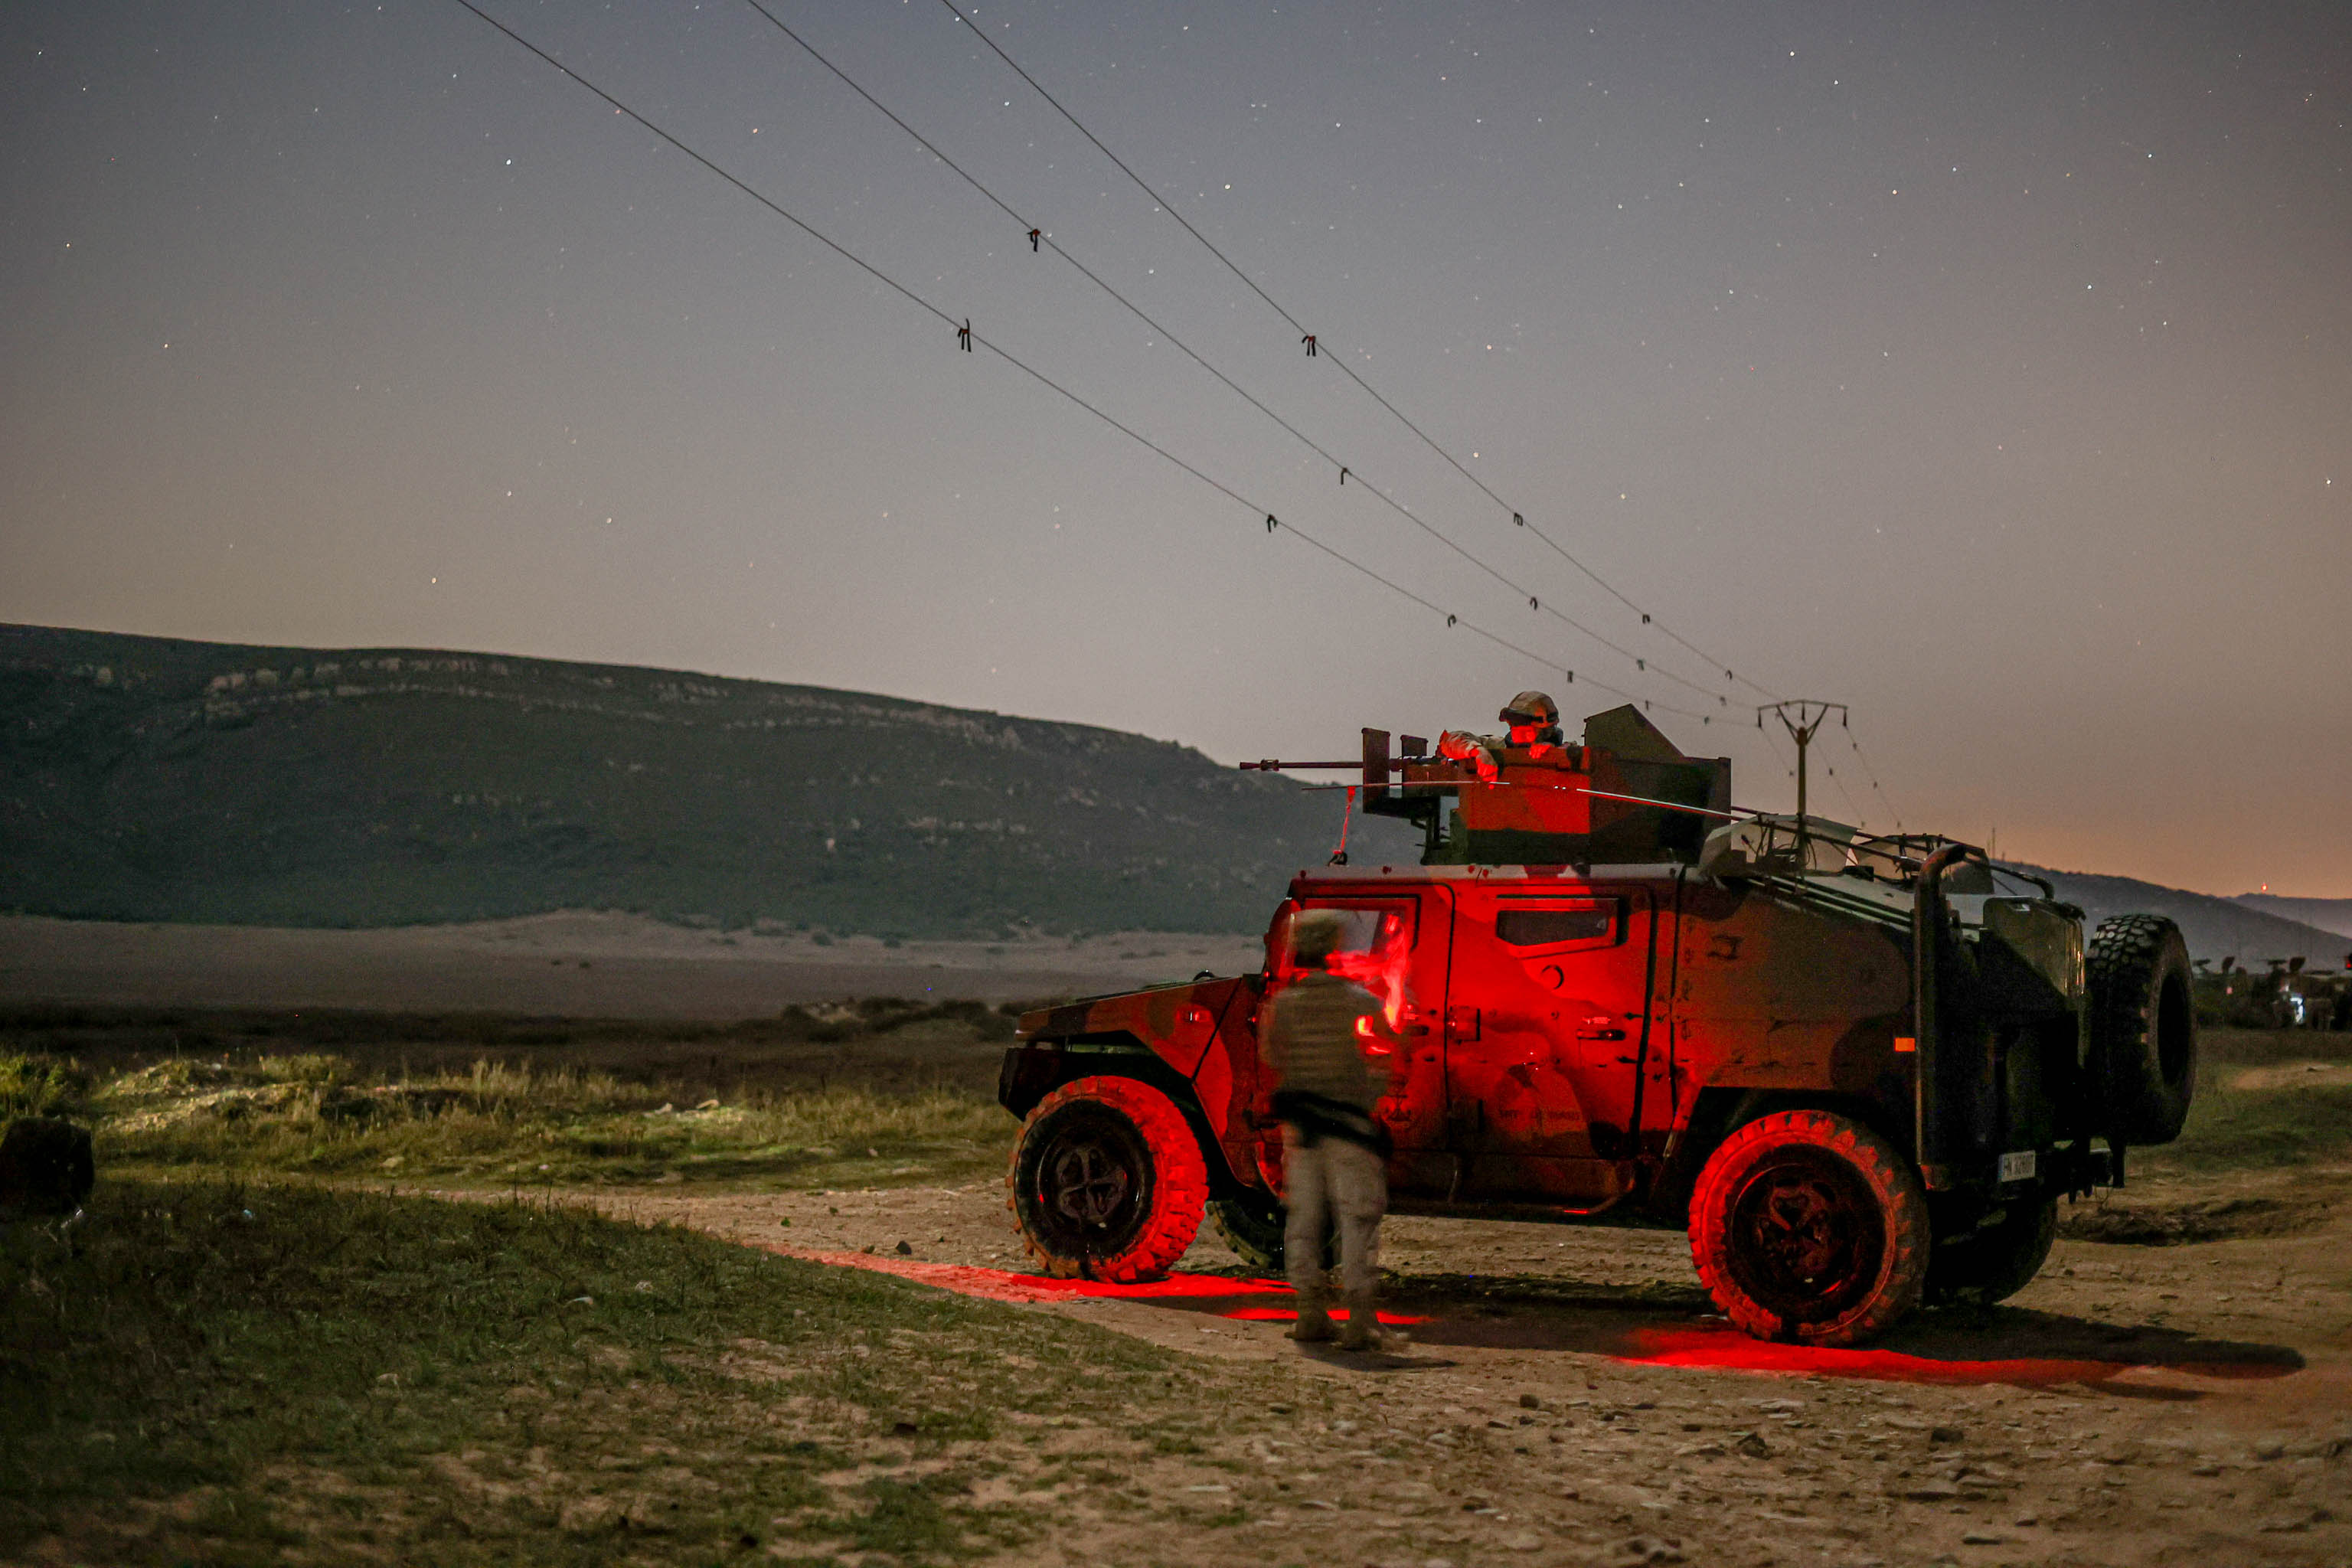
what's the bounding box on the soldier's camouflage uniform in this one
[1259,969,1403,1350]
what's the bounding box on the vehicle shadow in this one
[778,1247,2303,1395]
[1167,1268,2302,1393]
[1360,1273,2304,1392]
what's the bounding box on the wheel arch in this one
[1651,1086,1916,1225]
[1000,1036,1253,1199]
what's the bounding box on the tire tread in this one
[2086,913,2197,1144]
[1687,1109,1931,1347]
[1005,1075,1208,1282]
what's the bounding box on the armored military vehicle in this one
[998,704,2196,1345]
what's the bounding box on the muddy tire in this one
[2087,914,2197,1145]
[1924,1194,2057,1308]
[1207,1195,1338,1279]
[1007,1076,1207,1282]
[1688,1109,1931,1347]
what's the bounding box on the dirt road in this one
[603,1167,2352,1568]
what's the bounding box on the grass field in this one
[2136,1025,2352,1174]
[0,1180,1240,1567]
[2,1003,1024,1192]
[95,1057,1010,1191]
[5,1013,2350,1563]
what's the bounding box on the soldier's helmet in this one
[1500,690,1560,728]
[1290,910,1351,966]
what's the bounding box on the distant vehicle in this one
[2198,955,2349,1031]
[998,706,2194,1346]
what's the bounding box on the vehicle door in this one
[1264,887,1455,1196]
[1444,882,1658,1203]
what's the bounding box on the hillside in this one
[9,623,2343,959]
[2013,864,2352,969]
[0,624,1411,938]
[2234,893,2352,942]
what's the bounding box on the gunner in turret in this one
[1434,689,1564,780]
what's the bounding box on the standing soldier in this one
[1259,910,1409,1351]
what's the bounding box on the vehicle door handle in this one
[1395,1023,1432,1037]
[1576,1027,1627,1042]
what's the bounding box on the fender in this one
[1003,973,1268,1199]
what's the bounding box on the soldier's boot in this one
[1289,1292,1336,1343]
[1338,1293,1403,1352]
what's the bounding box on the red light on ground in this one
[1612,1326,2284,1389]
[1226,1305,1428,1325]
[772,1247,1423,1323]
[765,1248,2295,1392]
[771,1247,1295,1305]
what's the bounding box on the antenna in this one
[1756,700,1848,852]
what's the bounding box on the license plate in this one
[1998,1150,2038,1183]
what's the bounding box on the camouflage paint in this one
[1011,851,2109,1217]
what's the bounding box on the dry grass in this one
[72,1054,1014,1191]
[0,1001,1027,1192]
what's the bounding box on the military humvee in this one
[998,705,2195,1345]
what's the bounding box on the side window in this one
[1275,900,1420,1031]
[1282,901,1416,977]
[1298,903,1420,1034]
[1494,897,1621,953]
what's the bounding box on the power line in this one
[446,0,959,333]
[1844,724,1906,832]
[443,0,1707,725]
[936,0,1311,338]
[1824,760,1870,832]
[969,340,1700,716]
[935,0,1777,703]
[740,0,1725,706]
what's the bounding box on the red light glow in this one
[1325,907,1415,1029]
[1614,1327,2126,1387]
[763,1249,2297,1392]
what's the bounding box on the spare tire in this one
[2086,914,2197,1145]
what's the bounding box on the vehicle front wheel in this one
[1007,1076,1207,1282]
[1924,1194,2057,1308]
[1688,1109,1930,1347]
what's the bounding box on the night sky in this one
[4,2,2347,896]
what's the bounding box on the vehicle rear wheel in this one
[1924,1194,2058,1308]
[1207,1195,1338,1279]
[1688,1109,1930,1347]
[1007,1076,1207,1282]
[2087,915,2197,1145]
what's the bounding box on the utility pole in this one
[1756,701,1847,851]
